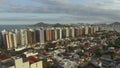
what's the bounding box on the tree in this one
[106,52,116,59]
[77,51,84,56]
[77,65,82,68]
[42,59,50,68]
[50,64,58,68]
[95,49,104,57]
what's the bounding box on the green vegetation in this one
[77,52,84,56]
[95,49,104,57]
[114,37,120,47]
[0,48,4,51]
[10,48,34,56]
[42,59,50,68]
[49,64,58,68]
[77,65,82,68]
[68,46,78,51]
[108,37,120,48]
[106,52,116,59]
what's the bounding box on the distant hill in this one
[33,22,52,27]
[95,22,120,27]
[33,22,71,27]
[109,22,120,26]
[32,22,120,27]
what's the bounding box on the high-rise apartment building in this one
[74,27,80,37]
[27,29,36,47]
[51,29,55,41]
[35,29,40,44]
[55,28,61,40]
[15,29,21,47]
[0,26,101,50]
[54,29,58,40]
[62,28,66,38]
[90,26,94,34]
[3,32,17,49]
[0,32,2,47]
[85,26,89,35]
[79,27,83,36]
[20,29,28,47]
[66,27,70,38]
[40,29,45,44]
[93,26,99,33]
[45,29,52,42]
[1,30,7,48]
[69,27,75,38]
[11,33,17,48]
[59,28,62,39]
[35,28,45,44]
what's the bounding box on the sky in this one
[0,0,120,25]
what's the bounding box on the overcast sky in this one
[0,0,120,24]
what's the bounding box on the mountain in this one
[33,22,52,27]
[93,22,120,27]
[109,22,120,26]
[33,22,71,27]
[32,22,120,27]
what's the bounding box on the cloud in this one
[0,0,120,24]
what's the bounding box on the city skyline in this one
[0,0,120,24]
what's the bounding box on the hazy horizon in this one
[0,0,120,24]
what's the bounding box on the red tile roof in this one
[27,56,39,64]
[0,53,10,61]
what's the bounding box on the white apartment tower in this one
[85,26,89,35]
[40,29,45,44]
